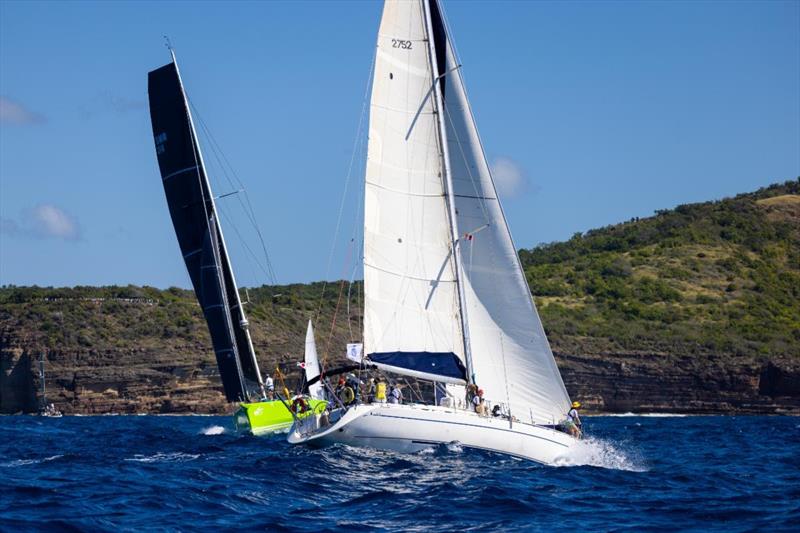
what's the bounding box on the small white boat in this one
[289,0,579,464]
[38,353,62,417]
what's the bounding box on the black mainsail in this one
[147,54,265,402]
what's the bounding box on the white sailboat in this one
[37,352,62,417]
[289,0,578,464]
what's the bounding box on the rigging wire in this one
[345,119,368,341]
[188,98,278,286]
[314,50,376,326]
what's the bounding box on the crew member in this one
[465,384,477,406]
[264,375,275,400]
[566,401,583,438]
[472,388,486,415]
[376,379,387,403]
[388,383,403,404]
[346,373,361,402]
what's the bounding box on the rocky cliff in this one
[0,284,358,415]
[2,316,798,416]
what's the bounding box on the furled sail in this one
[148,57,262,402]
[434,0,573,423]
[363,0,467,383]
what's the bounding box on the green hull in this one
[234,399,327,436]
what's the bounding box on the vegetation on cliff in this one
[522,179,800,358]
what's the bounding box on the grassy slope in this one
[0,282,362,371]
[521,179,800,359]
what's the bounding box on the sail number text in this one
[391,39,412,50]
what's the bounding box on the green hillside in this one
[0,282,361,368]
[522,179,800,358]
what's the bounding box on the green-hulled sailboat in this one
[234,320,327,435]
[147,50,325,434]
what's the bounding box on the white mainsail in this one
[441,36,572,424]
[363,0,466,383]
[304,320,324,400]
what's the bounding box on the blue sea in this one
[1,415,797,532]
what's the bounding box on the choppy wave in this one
[1,415,797,531]
[0,454,64,468]
[124,452,200,463]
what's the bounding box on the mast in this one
[170,52,267,400]
[422,0,474,383]
[39,352,46,408]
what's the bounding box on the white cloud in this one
[26,205,81,240]
[1,204,81,241]
[490,156,527,199]
[78,91,144,119]
[0,96,45,125]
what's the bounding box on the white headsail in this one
[441,35,572,424]
[363,0,466,383]
[304,320,324,400]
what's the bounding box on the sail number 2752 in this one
[391,39,412,50]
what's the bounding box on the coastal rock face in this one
[0,342,230,415]
[0,347,37,413]
[3,331,798,415]
[557,352,800,415]
[0,285,356,415]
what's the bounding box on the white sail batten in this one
[440,30,572,423]
[363,0,466,382]
[304,321,324,400]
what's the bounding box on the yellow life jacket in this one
[376,382,387,400]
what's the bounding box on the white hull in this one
[288,403,576,465]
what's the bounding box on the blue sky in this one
[1,0,798,289]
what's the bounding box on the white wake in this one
[554,437,647,472]
[199,425,227,435]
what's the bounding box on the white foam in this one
[553,437,647,472]
[124,452,200,463]
[602,412,689,417]
[445,442,463,453]
[1,455,63,468]
[199,425,226,435]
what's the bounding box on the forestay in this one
[437,4,572,423]
[148,58,262,402]
[363,0,467,383]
